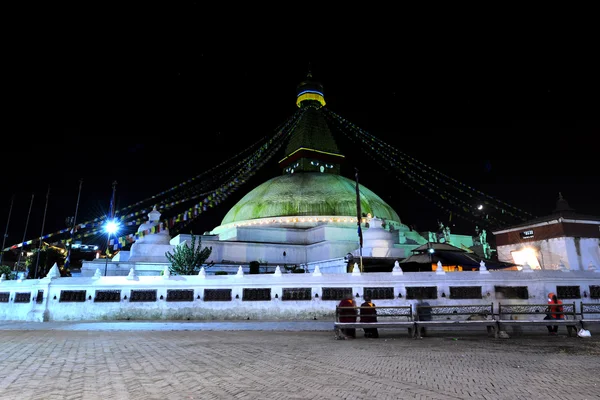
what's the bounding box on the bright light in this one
[104,220,119,234]
[511,247,541,269]
[428,248,435,254]
[477,204,483,210]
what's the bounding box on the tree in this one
[165,233,214,275]
[0,265,13,280]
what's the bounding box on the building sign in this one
[520,229,534,239]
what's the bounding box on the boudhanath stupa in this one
[81,72,480,277]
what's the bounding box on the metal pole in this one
[15,193,35,275]
[34,186,51,279]
[354,168,364,272]
[0,194,15,266]
[64,179,83,276]
[104,180,117,276]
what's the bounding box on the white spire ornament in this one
[392,260,403,276]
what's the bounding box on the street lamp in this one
[103,219,119,276]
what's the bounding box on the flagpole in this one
[354,168,364,273]
[15,193,35,275]
[33,186,51,279]
[0,194,15,266]
[104,180,117,276]
[64,179,83,277]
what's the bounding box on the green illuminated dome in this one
[219,172,402,227]
[213,70,404,234]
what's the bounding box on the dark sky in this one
[3,12,599,252]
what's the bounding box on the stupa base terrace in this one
[1,265,598,322]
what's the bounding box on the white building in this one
[492,193,600,271]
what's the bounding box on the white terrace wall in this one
[1,269,599,322]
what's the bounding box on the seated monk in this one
[338,297,357,338]
[360,297,379,338]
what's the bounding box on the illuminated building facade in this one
[492,193,600,270]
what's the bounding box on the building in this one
[492,193,600,271]
[2,73,599,323]
[81,71,477,277]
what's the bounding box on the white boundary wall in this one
[1,269,599,322]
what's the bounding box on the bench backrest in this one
[415,303,494,321]
[580,303,600,316]
[498,302,577,319]
[335,305,413,321]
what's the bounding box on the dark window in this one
[15,292,32,303]
[243,288,271,301]
[130,290,157,302]
[282,288,312,301]
[557,286,581,299]
[0,292,9,303]
[204,289,232,301]
[495,286,529,300]
[590,285,600,299]
[166,289,194,302]
[450,286,482,299]
[59,290,86,302]
[94,290,121,302]
[322,287,352,301]
[363,287,395,300]
[406,286,437,300]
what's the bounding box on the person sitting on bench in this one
[545,292,564,335]
[338,296,357,338]
[360,297,379,338]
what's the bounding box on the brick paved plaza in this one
[0,321,598,400]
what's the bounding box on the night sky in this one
[4,16,599,253]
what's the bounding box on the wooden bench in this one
[579,303,600,331]
[496,302,580,337]
[413,303,497,338]
[334,305,415,339]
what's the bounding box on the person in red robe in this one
[545,292,564,335]
[337,297,357,338]
[360,297,379,338]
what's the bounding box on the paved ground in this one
[0,321,598,400]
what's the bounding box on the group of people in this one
[338,291,567,339]
[337,296,379,339]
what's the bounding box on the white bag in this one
[577,328,592,338]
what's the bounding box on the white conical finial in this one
[521,262,534,273]
[126,267,138,280]
[198,266,206,277]
[352,263,361,276]
[435,260,445,274]
[392,260,403,275]
[163,266,171,279]
[479,260,489,274]
[46,262,61,279]
[236,265,244,277]
[274,265,282,276]
[0,273,5,282]
[312,265,322,276]
[148,205,161,222]
[92,268,102,279]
